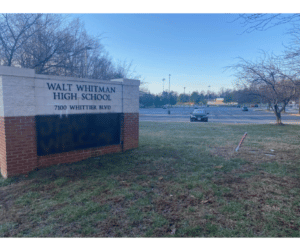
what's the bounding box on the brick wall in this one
[0,117,7,178]
[123,113,139,151]
[0,112,139,178]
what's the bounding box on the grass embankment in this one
[1,122,300,237]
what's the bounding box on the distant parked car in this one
[190,109,209,122]
[254,104,258,107]
[237,105,241,108]
[242,106,248,111]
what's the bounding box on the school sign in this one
[0,66,140,178]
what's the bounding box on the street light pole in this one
[169,74,171,93]
[168,74,171,114]
[162,78,165,92]
[208,85,211,106]
[85,50,87,77]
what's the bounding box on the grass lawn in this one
[0,121,300,237]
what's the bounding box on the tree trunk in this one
[274,105,282,125]
[274,111,282,124]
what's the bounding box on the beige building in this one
[207,98,237,106]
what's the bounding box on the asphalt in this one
[139,106,300,124]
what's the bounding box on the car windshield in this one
[193,110,205,114]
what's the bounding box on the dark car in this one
[190,109,209,122]
[254,104,258,107]
[237,105,241,108]
[242,106,248,111]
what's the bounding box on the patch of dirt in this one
[214,171,300,213]
[211,145,300,165]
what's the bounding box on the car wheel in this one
[190,118,193,122]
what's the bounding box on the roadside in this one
[258,107,300,117]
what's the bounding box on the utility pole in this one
[184,87,186,95]
[162,78,165,92]
[169,74,171,93]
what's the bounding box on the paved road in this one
[139,107,300,124]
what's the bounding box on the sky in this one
[74,13,293,95]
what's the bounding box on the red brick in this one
[1,113,139,178]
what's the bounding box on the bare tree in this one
[283,25,300,112]
[233,14,300,113]
[231,87,261,105]
[234,14,300,33]
[0,14,135,81]
[19,16,101,77]
[229,54,300,124]
[0,14,42,66]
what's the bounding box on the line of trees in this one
[0,14,133,80]
[140,87,268,108]
[140,91,178,108]
[140,90,230,108]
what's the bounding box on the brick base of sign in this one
[123,113,139,151]
[0,113,139,178]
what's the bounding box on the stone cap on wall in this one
[0,66,35,78]
[111,78,140,86]
[0,66,140,117]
